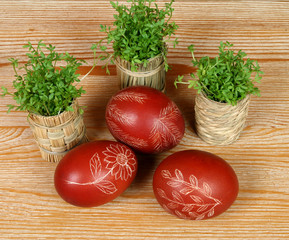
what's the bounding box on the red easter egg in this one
[54,140,137,207]
[153,150,239,220]
[105,86,185,154]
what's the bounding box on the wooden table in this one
[1,1,289,239]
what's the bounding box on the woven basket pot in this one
[27,101,88,162]
[115,54,166,92]
[194,92,250,145]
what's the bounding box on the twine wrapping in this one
[27,100,88,162]
[194,92,250,145]
[115,54,166,92]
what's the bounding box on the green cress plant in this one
[1,40,95,116]
[175,41,263,105]
[92,0,179,73]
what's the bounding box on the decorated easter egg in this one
[54,141,137,207]
[105,86,185,154]
[153,150,239,220]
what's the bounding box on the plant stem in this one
[65,168,113,186]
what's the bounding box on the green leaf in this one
[188,44,195,53]
[66,106,74,112]
[1,86,8,97]
[7,104,15,113]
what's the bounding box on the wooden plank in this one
[0,1,289,239]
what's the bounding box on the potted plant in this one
[1,40,94,162]
[92,0,179,92]
[175,41,263,145]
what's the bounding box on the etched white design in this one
[113,91,148,104]
[65,144,137,195]
[157,169,221,220]
[149,102,183,152]
[106,103,135,126]
[106,118,149,149]
[103,143,137,181]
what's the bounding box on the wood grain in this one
[1,1,289,239]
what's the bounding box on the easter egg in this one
[105,86,185,154]
[54,141,137,207]
[153,150,239,220]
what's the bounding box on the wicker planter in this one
[27,101,88,162]
[194,92,250,145]
[115,54,166,92]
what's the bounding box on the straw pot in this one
[27,100,88,162]
[194,92,250,145]
[115,54,166,92]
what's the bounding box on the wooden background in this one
[1,0,289,239]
